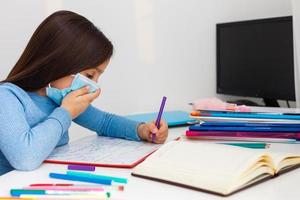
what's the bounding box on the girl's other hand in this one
[61,86,100,119]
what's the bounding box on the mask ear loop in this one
[47,74,77,89]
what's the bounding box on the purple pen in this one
[152,96,167,143]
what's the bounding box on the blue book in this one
[201,121,300,127]
[125,110,196,127]
[189,124,300,132]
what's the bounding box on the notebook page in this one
[265,152,300,172]
[46,136,158,165]
[46,127,182,166]
[133,141,268,194]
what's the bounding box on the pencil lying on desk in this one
[19,194,110,199]
[66,171,128,184]
[23,186,104,191]
[23,183,124,191]
[11,189,110,197]
[49,173,112,185]
[219,142,270,149]
[27,184,124,191]
[0,198,36,200]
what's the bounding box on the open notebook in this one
[45,136,161,168]
[45,133,181,168]
[132,141,300,196]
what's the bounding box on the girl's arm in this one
[73,105,141,141]
[0,89,72,171]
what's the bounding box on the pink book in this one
[186,130,300,140]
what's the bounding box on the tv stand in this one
[263,98,280,107]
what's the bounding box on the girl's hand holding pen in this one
[137,121,168,144]
[138,96,168,143]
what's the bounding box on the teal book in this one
[125,110,195,127]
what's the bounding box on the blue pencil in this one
[49,173,112,185]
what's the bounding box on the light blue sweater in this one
[0,83,141,175]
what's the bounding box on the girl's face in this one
[50,59,110,90]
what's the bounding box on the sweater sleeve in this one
[0,89,72,171]
[73,105,142,141]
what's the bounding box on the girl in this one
[0,10,168,175]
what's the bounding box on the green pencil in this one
[219,142,270,149]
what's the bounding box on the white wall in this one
[0,0,46,80]
[59,0,293,113]
[0,0,293,139]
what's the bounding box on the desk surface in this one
[1,115,300,199]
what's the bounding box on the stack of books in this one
[186,110,300,143]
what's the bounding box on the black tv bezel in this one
[216,16,295,101]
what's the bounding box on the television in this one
[216,16,295,107]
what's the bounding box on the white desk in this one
[1,126,300,199]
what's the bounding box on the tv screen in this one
[217,16,295,104]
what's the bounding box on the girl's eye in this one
[86,74,94,79]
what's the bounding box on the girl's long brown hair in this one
[1,10,113,91]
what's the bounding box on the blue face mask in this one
[46,73,100,105]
